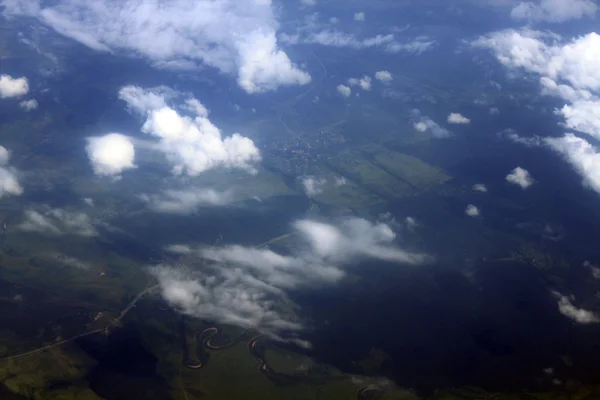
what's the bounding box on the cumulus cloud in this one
[354,12,365,21]
[18,208,97,237]
[19,99,38,111]
[447,112,471,124]
[302,176,326,197]
[119,86,261,176]
[506,167,535,189]
[473,183,488,192]
[375,70,393,83]
[141,187,233,214]
[0,146,23,199]
[465,204,480,217]
[472,30,600,94]
[511,0,597,23]
[0,74,29,98]
[86,133,136,178]
[556,294,599,324]
[337,84,351,97]
[2,0,310,94]
[155,217,429,345]
[411,110,451,138]
[473,29,600,194]
[413,122,428,132]
[472,30,600,138]
[556,100,600,140]
[348,75,372,91]
[545,134,600,194]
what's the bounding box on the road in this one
[0,284,161,362]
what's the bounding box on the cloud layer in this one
[154,217,429,345]
[473,29,600,196]
[2,0,310,93]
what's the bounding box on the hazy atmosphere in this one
[1,0,600,399]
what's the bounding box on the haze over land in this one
[1,0,600,398]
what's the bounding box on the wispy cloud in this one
[141,187,233,214]
[17,208,98,237]
[154,217,430,345]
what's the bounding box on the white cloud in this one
[404,216,417,229]
[0,168,23,199]
[447,112,471,124]
[118,85,171,114]
[337,84,351,97]
[489,107,500,114]
[0,74,29,98]
[348,76,372,91]
[472,30,600,143]
[0,147,10,166]
[294,218,428,265]
[0,146,23,199]
[3,0,310,94]
[545,134,600,194]
[411,110,451,138]
[472,30,600,93]
[47,253,93,270]
[18,208,97,237]
[302,176,326,197]
[119,86,261,176]
[19,99,38,111]
[329,17,339,24]
[154,217,429,344]
[354,12,365,21]
[281,30,435,55]
[300,0,316,5]
[473,183,488,192]
[385,37,436,54]
[141,187,233,214]
[375,70,393,83]
[511,0,597,22]
[506,166,535,189]
[583,260,600,279]
[465,204,480,217]
[473,30,600,194]
[413,122,428,132]
[86,133,136,178]
[556,100,600,140]
[334,176,347,186]
[556,294,599,324]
